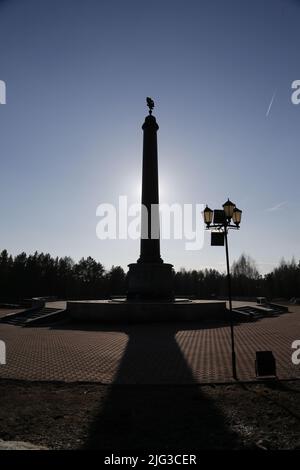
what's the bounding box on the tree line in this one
[0,249,299,302]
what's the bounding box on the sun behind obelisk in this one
[67,99,227,322]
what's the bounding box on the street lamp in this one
[223,198,236,220]
[203,205,213,227]
[202,199,243,380]
[232,207,242,226]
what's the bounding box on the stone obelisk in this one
[138,97,162,264]
[127,98,174,301]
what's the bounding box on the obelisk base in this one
[127,263,174,301]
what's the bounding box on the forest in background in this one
[0,249,299,302]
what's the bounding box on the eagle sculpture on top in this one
[146,97,154,114]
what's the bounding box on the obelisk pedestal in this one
[127,99,174,301]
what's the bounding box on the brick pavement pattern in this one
[0,307,299,383]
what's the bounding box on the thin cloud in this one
[266,201,287,212]
[266,90,276,117]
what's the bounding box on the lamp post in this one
[203,199,242,380]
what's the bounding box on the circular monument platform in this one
[67,299,227,323]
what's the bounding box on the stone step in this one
[0,307,65,326]
[233,304,288,321]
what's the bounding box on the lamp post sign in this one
[211,232,224,246]
[203,199,242,380]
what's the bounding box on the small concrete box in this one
[255,351,277,377]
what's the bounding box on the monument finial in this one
[146,97,154,115]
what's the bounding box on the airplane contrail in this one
[266,90,276,117]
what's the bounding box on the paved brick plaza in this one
[0,303,299,383]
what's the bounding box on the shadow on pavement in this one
[83,326,244,450]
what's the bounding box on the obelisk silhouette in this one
[138,99,162,263]
[127,98,174,301]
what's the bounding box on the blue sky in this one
[0,0,299,274]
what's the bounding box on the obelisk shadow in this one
[84,324,243,449]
